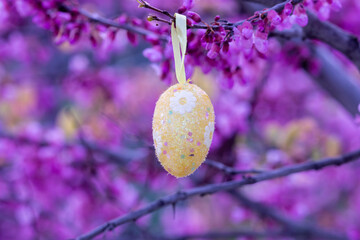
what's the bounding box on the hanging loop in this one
[171,13,187,84]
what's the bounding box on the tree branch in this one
[205,159,264,174]
[75,149,360,240]
[139,0,303,29]
[59,5,166,41]
[271,28,360,116]
[310,46,360,116]
[231,0,303,28]
[123,223,286,240]
[64,0,360,73]
[304,11,360,71]
[157,229,285,240]
[243,0,283,5]
[138,0,175,20]
[230,191,348,240]
[261,1,360,72]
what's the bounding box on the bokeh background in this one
[1,0,360,239]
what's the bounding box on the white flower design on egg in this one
[153,130,163,156]
[169,90,196,115]
[204,121,215,148]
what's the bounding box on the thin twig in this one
[205,159,264,174]
[138,0,175,20]
[157,229,286,240]
[233,0,303,27]
[148,15,172,25]
[76,149,360,240]
[129,223,285,240]
[271,28,360,116]
[60,4,166,41]
[310,45,360,116]
[129,223,286,240]
[304,11,360,71]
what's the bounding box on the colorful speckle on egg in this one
[152,82,215,178]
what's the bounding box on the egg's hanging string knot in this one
[171,13,187,84]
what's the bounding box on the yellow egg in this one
[152,82,215,178]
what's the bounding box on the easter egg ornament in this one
[152,13,215,178]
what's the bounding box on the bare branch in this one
[138,0,175,20]
[59,5,166,41]
[271,29,360,116]
[233,0,303,26]
[124,223,286,240]
[205,159,264,174]
[157,229,285,240]
[311,46,360,116]
[304,11,360,71]
[230,191,348,240]
[243,0,283,5]
[76,149,360,240]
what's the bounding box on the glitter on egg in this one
[152,82,215,178]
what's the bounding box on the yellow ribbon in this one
[171,13,187,84]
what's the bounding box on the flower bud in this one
[222,41,229,53]
[127,31,138,45]
[178,5,187,14]
[267,10,281,25]
[254,30,268,54]
[207,43,220,59]
[187,11,201,23]
[283,2,293,16]
[238,21,253,40]
[147,15,155,21]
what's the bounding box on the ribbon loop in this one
[171,13,187,84]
